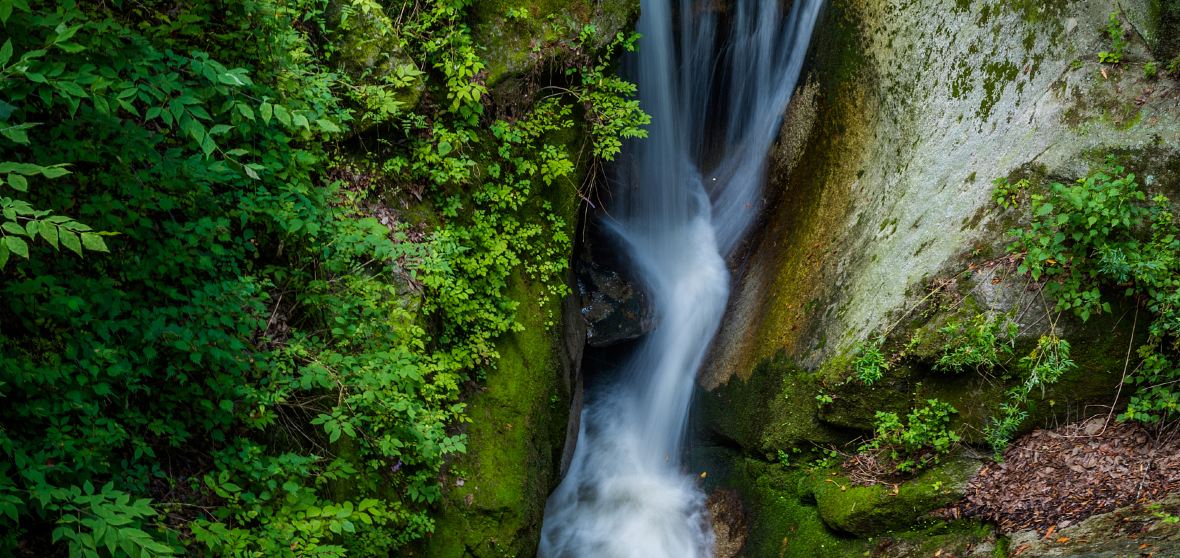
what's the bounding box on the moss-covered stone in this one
[728,459,871,558]
[716,456,998,557]
[329,2,424,109]
[472,0,639,87]
[700,353,847,458]
[420,271,569,558]
[803,455,981,537]
[701,0,1180,553]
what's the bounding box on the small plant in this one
[861,399,961,474]
[1169,55,1180,76]
[983,335,1075,457]
[1098,12,1126,64]
[852,338,888,385]
[934,314,1017,373]
[505,7,530,21]
[1147,502,1180,524]
[992,177,1031,208]
[815,392,834,406]
[1019,335,1076,395]
[1144,61,1159,79]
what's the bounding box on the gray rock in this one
[577,261,656,347]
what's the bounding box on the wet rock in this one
[577,260,655,347]
[706,489,748,558]
[1005,492,1180,557]
[805,454,982,537]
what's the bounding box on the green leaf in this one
[55,80,88,98]
[260,101,273,123]
[316,118,340,132]
[0,243,8,268]
[273,105,292,127]
[40,223,58,249]
[60,229,81,256]
[41,165,70,179]
[81,232,108,252]
[2,221,26,236]
[0,39,11,67]
[5,235,28,258]
[7,173,26,191]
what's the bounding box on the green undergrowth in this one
[0,1,646,556]
[999,158,1180,423]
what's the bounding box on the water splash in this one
[539,1,822,556]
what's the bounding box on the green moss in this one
[472,0,639,86]
[977,60,1019,121]
[730,459,869,558]
[420,270,567,558]
[803,456,980,536]
[702,353,845,458]
[417,106,588,558]
[724,457,995,557]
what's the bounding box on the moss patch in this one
[701,353,846,459]
[802,455,981,536]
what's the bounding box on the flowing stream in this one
[538,1,822,556]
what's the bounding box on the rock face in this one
[1005,492,1180,557]
[577,259,656,347]
[697,0,1180,556]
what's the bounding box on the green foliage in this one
[852,338,888,385]
[983,335,1076,457]
[1097,12,1126,64]
[1144,61,1159,79]
[992,177,1029,209]
[861,399,961,474]
[933,313,1016,373]
[0,0,644,555]
[1169,55,1180,76]
[566,30,651,161]
[1003,160,1180,423]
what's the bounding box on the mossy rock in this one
[701,352,846,459]
[415,109,587,557]
[803,454,981,537]
[728,458,872,558]
[328,2,424,116]
[719,456,997,557]
[471,0,639,87]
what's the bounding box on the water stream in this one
[538,1,822,556]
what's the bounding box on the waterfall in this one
[538,1,822,556]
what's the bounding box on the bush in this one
[0,1,646,555]
[933,314,1017,373]
[852,338,888,385]
[1002,159,1180,423]
[861,399,961,474]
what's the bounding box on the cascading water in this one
[538,1,822,556]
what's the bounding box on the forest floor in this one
[952,417,1180,535]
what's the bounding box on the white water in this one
[538,1,822,556]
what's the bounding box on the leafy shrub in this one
[1098,12,1126,64]
[852,338,888,385]
[0,0,646,555]
[861,399,961,474]
[1003,160,1179,423]
[934,314,1017,373]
